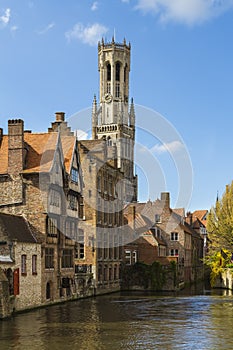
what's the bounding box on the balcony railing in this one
[75,264,92,274]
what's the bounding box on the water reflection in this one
[1,289,233,350]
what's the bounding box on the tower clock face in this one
[104,93,112,103]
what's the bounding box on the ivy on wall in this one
[121,261,176,291]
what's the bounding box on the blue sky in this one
[1,0,233,212]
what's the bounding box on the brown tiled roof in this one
[193,210,208,219]
[0,213,37,243]
[0,136,8,175]
[134,235,159,247]
[61,136,76,173]
[125,211,166,246]
[23,133,57,173]
[192,209,208,226]
[125,200,197,236]
[0,132,76,175]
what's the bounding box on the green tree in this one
[207,181,233,254]
[206,181,233,284]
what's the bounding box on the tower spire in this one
[129,97,135,127]
[92,94,98,139]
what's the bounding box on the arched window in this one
[107,63,111,81]
[116,62,120,81]
[107,137,112,146]
[124,64,128,82]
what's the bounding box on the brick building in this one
[0,114,91,306]
[124,193,204,286]
[78,140,125,292]
[0,213,41,312]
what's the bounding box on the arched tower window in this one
[124,64,128,83]
[116,62,121,81]
[107,136,112,146]
[107,63,111,81]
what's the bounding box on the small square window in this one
[171,232,179,241]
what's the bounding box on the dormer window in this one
[71,167,78,183]
[155,214,161,223]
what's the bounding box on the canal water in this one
[1,288,233,350]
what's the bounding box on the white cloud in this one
[0,8,11,26]
[37,22,55,35]
[151,140,184,154]
[91,2,98,11]
[135,0,233,25]
[66,23,108,46]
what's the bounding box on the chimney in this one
[161,192,170,208]
[55,112,65,122]
[8,119,24,175]
[48,112,73,136]
[186,211,193,225]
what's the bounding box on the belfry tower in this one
[92,37,137,202]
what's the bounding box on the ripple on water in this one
[1,293,233,350]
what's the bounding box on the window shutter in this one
[13,268,19,295]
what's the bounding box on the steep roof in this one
[192,210,208,222]
[0,132,76,175]
[125,199,198,237]
[125,208,167,246]
[23,133,57,173]
[61,136,76,173]
[78,140,105,159]
[0,136,8,175]
[0,213,37,243]
[173,208,185,217]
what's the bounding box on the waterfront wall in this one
[214,269,233,290]
[0,268,12,319]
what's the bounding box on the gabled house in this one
[186,209,208,257]
[124,192,204,286]
[0,213,41,312]
[0,113,90,306]
[124,206,167,266]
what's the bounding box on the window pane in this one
[71,168,78,183]
[32,255,37,274]
[45,248,54,269]
[21,255,27,275]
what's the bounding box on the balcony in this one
[75,264,92,274]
